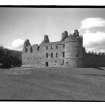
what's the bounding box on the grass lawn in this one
[0,67,105,101]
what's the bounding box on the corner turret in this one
[64,29,83,67]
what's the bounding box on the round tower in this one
[64,29,83,67]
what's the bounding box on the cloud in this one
[84,38,105,53]
[11,39,24,51]
[80,17,105,30]
[83,31,105,47]
[80,17,105,53]
[87,40,105,52]
[82,31,105,53]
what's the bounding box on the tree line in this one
[0,46,22,68]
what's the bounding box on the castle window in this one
[62,52,65,57]
[63,44,65,48]
[63,60,64,65]
[37,46,40,51]
[51,53,53,58]
[51,45,53,49]
[66,62,68,64]
[30,47,33,53]
[46,53,48,58]
[45,62,48,67]
[25,47,28,53]
[56,45,58,49]
[56,53,58,57]
[61,60,64,65]
[46,46,48,50]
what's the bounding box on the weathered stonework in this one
[22,29,84,68]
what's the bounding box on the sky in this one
[0,7,105,52]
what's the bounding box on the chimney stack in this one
[61,30,68,41]
[24,39,31,47]
[73,29,79,36]
[43,35,49,43]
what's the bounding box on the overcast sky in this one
[0,8,105,52]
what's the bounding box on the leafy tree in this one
[0,46,22,68]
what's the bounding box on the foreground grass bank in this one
[0,67,105,101]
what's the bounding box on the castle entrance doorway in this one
[45,62,48,67]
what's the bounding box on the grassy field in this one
[0,67,105,101]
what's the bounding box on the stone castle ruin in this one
[22,29,105,68]
[22,29,85,68]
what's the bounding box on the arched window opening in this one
[63,52,65,57]
[37,46,40,51]
[46,46,48,50]
[56,53,58,57]
[51,53,53,58]
[51,45,53,49]
[46,53,48,58]
[56,45,58,49]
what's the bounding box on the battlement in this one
[24,29,82,48]
[65,30,82,42]
[65,35,83,42]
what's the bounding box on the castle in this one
[22,29,85,68]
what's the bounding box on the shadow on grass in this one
[94,67,105,71]
[0,64,21,69]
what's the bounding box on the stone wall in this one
[22,29,84,68]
